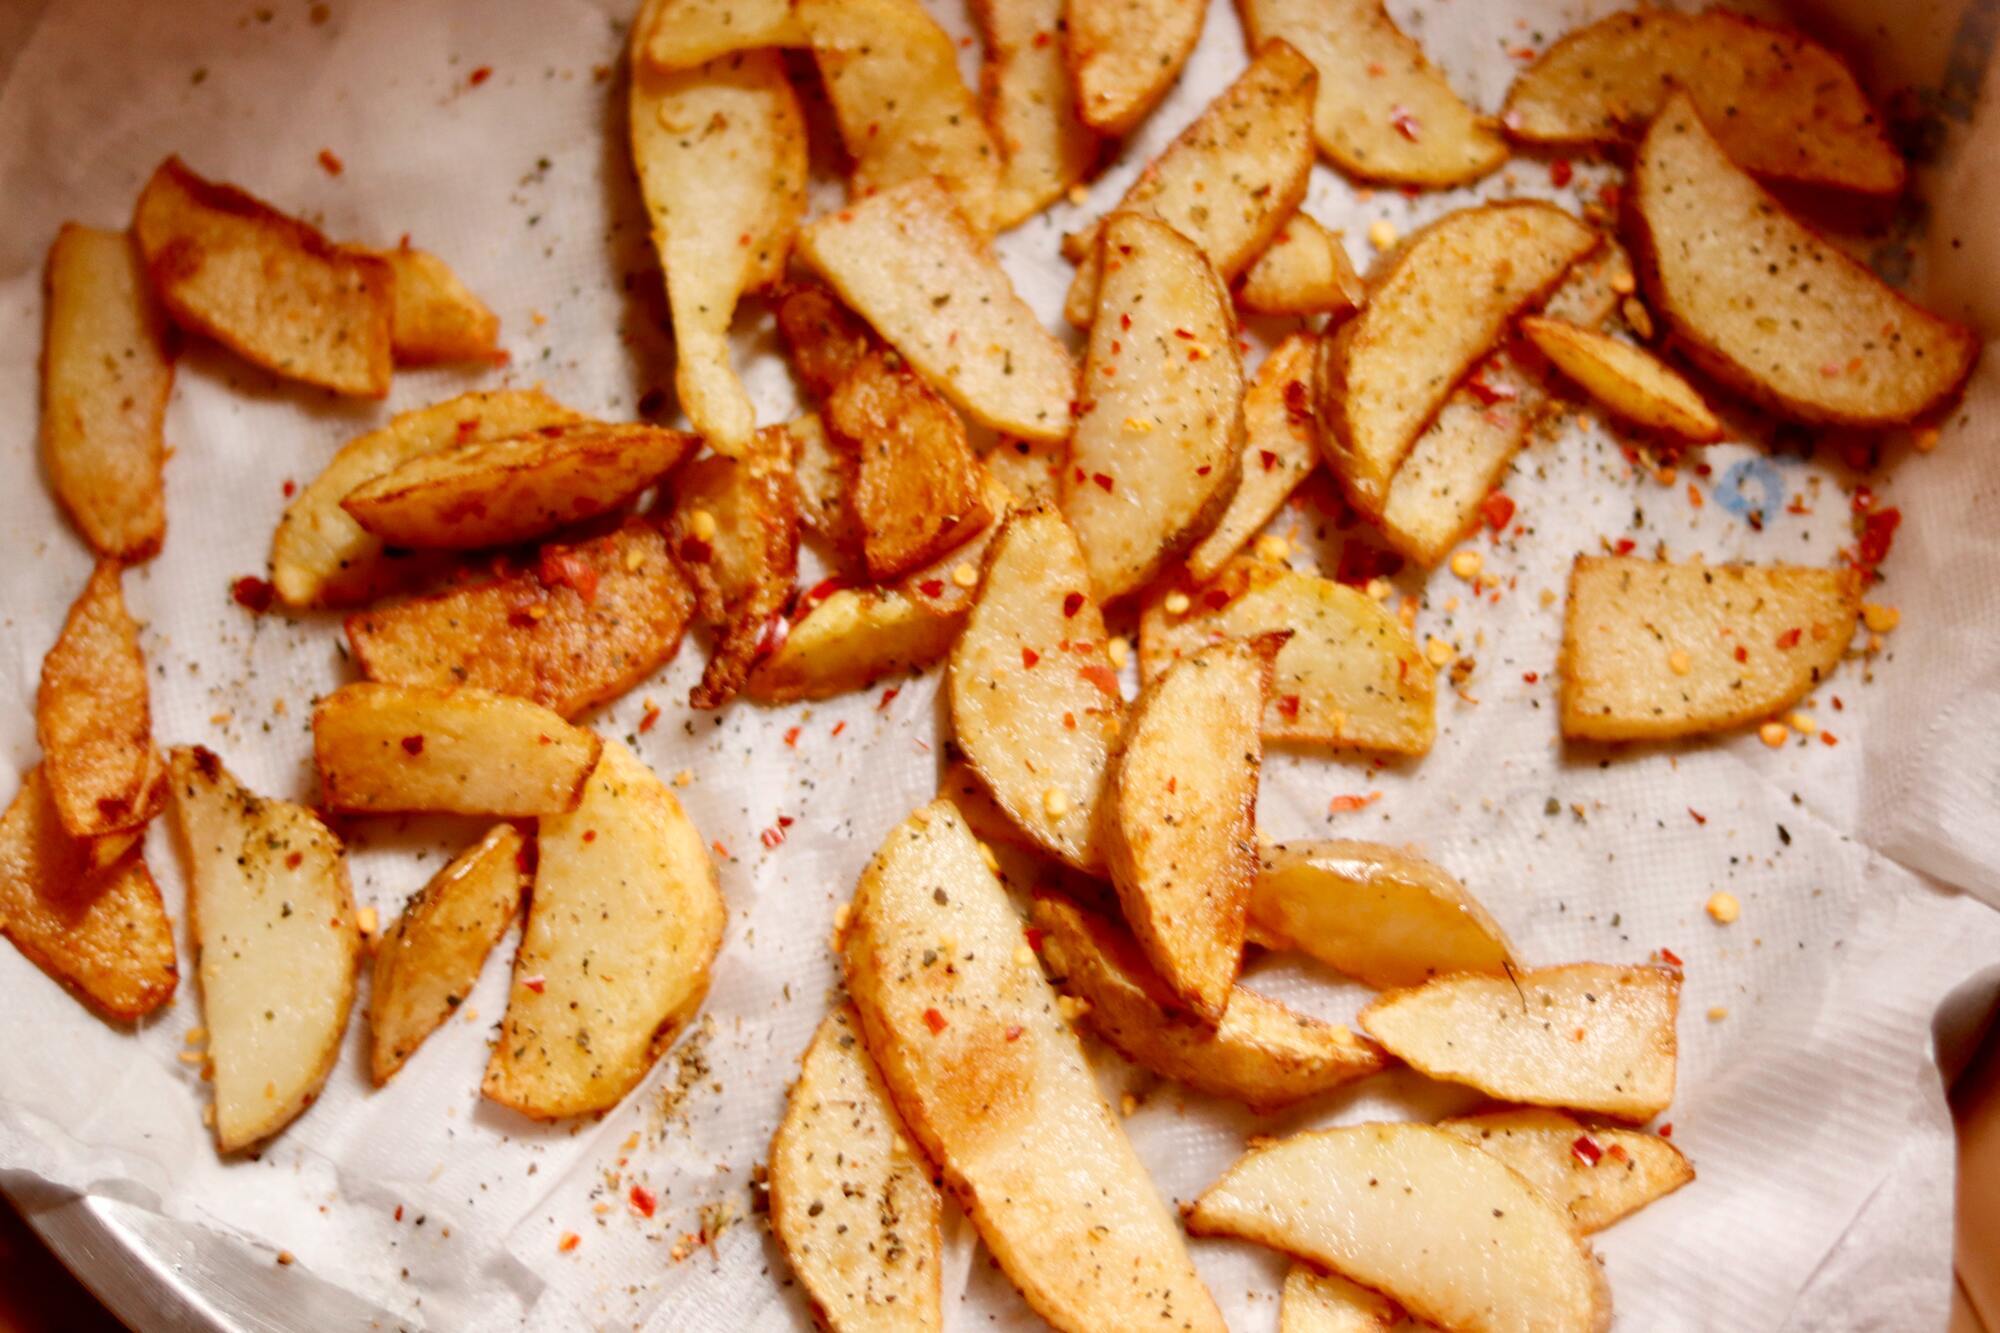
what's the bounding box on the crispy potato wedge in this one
[1317,202,1596,512]
[1065,213,1244,600]
[974,0,1098,228]
[272,389,584,607]
[1189,1124,1608,1333]
[1141,559,1434,754]
[346,521,695,718]
[341,422,695,551]
[1236,0,1506,187]
[1034,891,1384,1110]
[484,741,724,1119]
[0,766,176,1021]
[369,823,526,1085]
[169,746,358,1151]
[132,155,392,397]
[1281,1266,1433,1333]
[948,504,1123,871]
[38,562,155,841]
[1503,9,1902,195]
[40,224,173,561]
[1188,333,1319,582]
[1440,1107,1694,1234]
[1063,42,1317,326]
[980,436,1065,508]
[313,684,602,817]
[1520,315,1720,441]
[1361,963,1680,1121]
[770,1004,944,1330]
[1630,93,1974,425]
[775,281,878,403]
[783,414,863,559]
[366,243,501,365]
[939,757,1037,852]
[801,0,1002,233]
[639,0,804,71]
[797,179,1075,443]
[843,802,1225,1332]
[1066,0,1206,137]
[1559,556,1860,742]
[1252,841,1513,988]
[1238,213,1363,318]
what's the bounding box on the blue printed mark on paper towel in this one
[1712,458,1787,526]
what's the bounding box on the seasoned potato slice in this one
[369,824,526,1084]
[798,179,1075,443]
[484,741,724,1119]
[313,684,602,817]
[775,281,878,403]
[169,747,359,1150]
[1033,891,1384,1110]
[1630,93,1974,425]
[1065,214,1244,600]
[639,0,804,71]
[1361,963,1680,1121]
[973,0,1098,228]
[1317,203,1596,512]
[843,802,1225,1332]
[1188,334,1320,582]
[770,1005,943,1330]
[346,521,695,719]
[366,243,501,365]
[1520,315,1720,441]
[1440,1107,1694,1234]
[667,434,801,709]
[37,563,155,841]
[980,436,1065,508]
[1237,0,1506,187]
[783,414,862,559]
[1189,1125,1608,1333]
[40,224,173,561]
[133,155,392,397]
[1280,1266,1432,1333]
[1141,559,1434,754]
[1065,0,1206,136]
[1559,556,1860,742]
[1238,213,1363,318]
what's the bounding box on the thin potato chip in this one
[1440,1107,1694,1234]
[37,562,155,841]
[1280,1266,1433,1333]
[1188,333,1320,582]
[640,0,804,71]
[973,0,1098,228]
[368,243,502,365]
[1238,213,1362,317]
[1520,315,1721,442]
[1066,0,1206,136]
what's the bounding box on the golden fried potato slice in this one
[37,562,155,841]
[341,422,696,550]
[1238,213,1363,318]
[1280,1266,1434,1333]
[0,766,176,1021]
[775,280,878,402]
[346,521,695,718]
[1503,9,1903,195]
[639,0,804,71]
[1141,558,1434,754]
[367,243,502,365]
[980,436,1065,508]
[169,746,359,1150]
[1317,202,1597,513]
[1063,42,1317,326]
[40,225,172,561]
[782,414,862,558]
[1559,556,1860,742]
[770,1004,944,1330]
[1236,0,1506,187]
[1440,1107,1694,1234]
[1188,333,1319,583]
[1520,315,1721,442]
[844,802,1226,1332]
[973,0,1098,228]
[1631,92,1974,426]
[1066,0,1206,137]
[369,824,525,1084]
[798,180,1075,442]
[132,156,392,397]
[1189,1125,1608,1333]
[1360,963,1680,1121]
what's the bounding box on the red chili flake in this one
[1658,947,1684,968]
[1688,808,1707,825]
[524,975,546,993]
[1606,1143,1630,1164]
[761,825,786,849]
[753,610,788,663]
[1522,671,1539,684]
[677,536,713,564]
[1776,627,1803,649]
[282,479,296,498]
[537,549,599,602]
[468,65,492,86]
[1032,30,1051,47]
[1022,647,1041,668]
[1466,374,1517,406]
[1003,1025,1024,1042]
[582,829,596,843]
[922,1008,947,1034]
[1281,379,1313,426]
[1855,506,1900,572]
[1276,694,1301,719]
[1597,182,1621,211]
[1024,927,1046,951]
[394,1206,404,1222]
[639,701,662,733]
[1476,494,1517,534]
[919,578,945,597]
[1389,106,1421,140]
[1202,588,1232,610]
[317,148,343,176]
[1734,645,1749,663]
[783,726,801,747]
[557,1233,579,1254]
[1172,327,1196,340]
[1062,711,1077,729]
[231,576,276,613]
[1062,591,1085,618]
[1092,472,1114,492]
[1328,792,1381,814]
[284,851,304,870]
[1571,1134,1603,1166]
[806,576,848,603]
[831,721,846,737]
[1549,158,1574,188]
[1658,1122,1674,1139]
[1259,449,1280,471]
[711,840,730,859]
[1821,728,1840,747]
[400,734,425,756]
[878,687,900,710]
[629,1185,657,1218]
[1612,537,1637,555]
[1079,663,1120,697]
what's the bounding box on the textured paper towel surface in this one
[1,1,1998,1329]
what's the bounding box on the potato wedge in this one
[1065,0,1206,137]
[1360,963,1680,1121]
[801,0,1002,234]
[783,414,862,559]
[1252,841,1513,988]
[1281,1266,1432,1333]
[980,436,1065,508]
[38,562,155,841]
[1140,559,1434,754]
[775,280,878,403]
[340,422,696,551]
[169,746,358,1151]
[1187,333,1319,582]
[346,521,695,718]
[133,155,392,397]
[1033,891,1384,1110]
[973,0,1098,228]
[1063,42,1317,327]
[484,741,724,1119]
[40,224,173,561]
[1316,202,1596,512]
[1238,213,1362,318]
[632,42,808,455]
[770,1004,943,1330]
[272,389,584,607]
[369,823,526,1084]
[1236,0,1506,187]
[1559,556,1860,742]
[1630,92,1974,425]
[1065,213,1244,600]
[639,0,804,72]
[797,179,1075,443]
[843,802,1225,1332]
[0,766,176,1021]
[366,243,502,366]
[948,504,1123,871]
[313,684,602,817]
[1520,315,1720,442]
[1503,9,1903,195]
[1440,1107,1694,1234]
[1188,1124,1608,1333]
